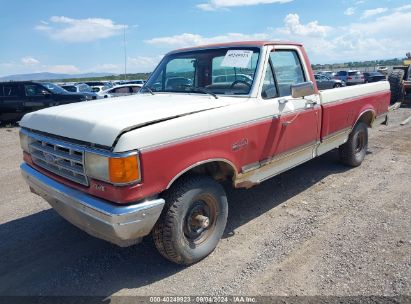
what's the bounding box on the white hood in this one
[20,93,231,147]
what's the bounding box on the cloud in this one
[35,16,126,43]
[196,0,292,11]
[128,55,164,72]
[276,13,332,37]
[144,8,411,64]
[360,7,387,19]
[21,56,40,66]
[145,32,269,48]
[292,9,411,62]
[394,4,411,11]
[145,14,330,49]
[344,7,355,16]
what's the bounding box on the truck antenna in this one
[123,25,127,81]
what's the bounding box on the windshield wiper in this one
[192,87,218,99]
[141,86,155,95]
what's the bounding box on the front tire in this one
[152,175,228,265]
[339,122,368,167]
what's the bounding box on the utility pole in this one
[123,25,127,81]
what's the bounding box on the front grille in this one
[29,136,89,186]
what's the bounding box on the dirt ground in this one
[0,105,410,298]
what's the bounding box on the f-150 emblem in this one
[232,138,249,151]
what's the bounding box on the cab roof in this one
[168,40,303,54]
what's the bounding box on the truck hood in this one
[20,93,232,147]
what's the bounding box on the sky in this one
[1,0,411,76]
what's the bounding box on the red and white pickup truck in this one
[19,41,390,265]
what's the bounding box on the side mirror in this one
[291,81,315,98]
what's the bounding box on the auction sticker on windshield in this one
[221,50,253,68]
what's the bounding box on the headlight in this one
[85,152,141,184]
[19,131,33,153]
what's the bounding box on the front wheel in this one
[339,122,368,167]
[152,175,228,265]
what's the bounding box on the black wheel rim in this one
[183,194,217,245]
[355,130,366,154]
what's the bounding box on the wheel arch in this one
[353,109,376,129]
[166,158,238,190]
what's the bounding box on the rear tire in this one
[152,175,228,265]
[339,122,368,167]
[333,83,341,88]
[388,69,405,104]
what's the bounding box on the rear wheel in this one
[333,83,341,88]
[152,175,228,265]
[339,122,368,167]
[388,69,405,104]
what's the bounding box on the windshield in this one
[143,47,260,96]
[41,82,67,94]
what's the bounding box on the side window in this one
[113,87,130,94]
[270,50,306,97]
[261,62,278,99]
[24,84,45,97]
[2,84,19,97]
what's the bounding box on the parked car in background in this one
[60,83,99,100]
[363,72,386,83]
[335,70,364,85]
[314,74,346,90]
[377,66,388,75]
[123,79,146,85]
[335,70,348,82]
[213,74,253,84]
[318,70,336,78]
[0,81,87,122]
[97,84,142,98]
[84,81,113,93]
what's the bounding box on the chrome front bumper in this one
[21,163,165,247]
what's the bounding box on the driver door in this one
[258,49,320,166]
[270,49,320,157]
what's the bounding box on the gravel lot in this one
[0,106,410,298]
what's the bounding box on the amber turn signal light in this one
[109,155,140,184]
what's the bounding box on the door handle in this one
[305,99,317,108]
[282,111,301,126]
[305,99,317,105]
